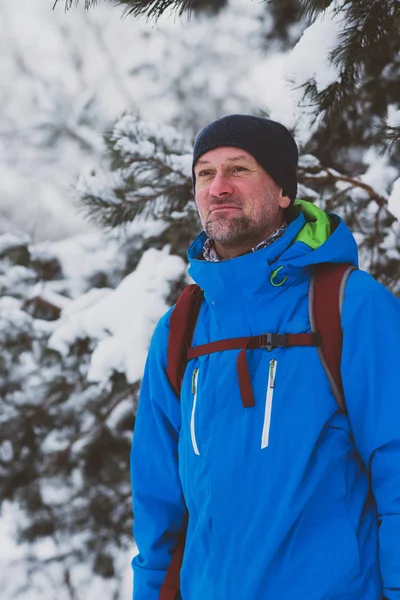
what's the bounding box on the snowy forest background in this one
[0,0,399,598]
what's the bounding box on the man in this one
[131,114,400,599]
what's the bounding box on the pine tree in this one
[61,0,400,156]
[0,231,141,594]
[297,0,400,164]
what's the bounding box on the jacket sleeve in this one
[130,312,186,599]
[341,270,400,599]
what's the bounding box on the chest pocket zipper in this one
[190,367,200,455]
[261,359,277,449]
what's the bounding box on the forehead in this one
[195,146,256,167]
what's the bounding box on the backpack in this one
[160,262,356,600]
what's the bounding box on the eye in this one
[197,169,213,178]
[232,165,247,173]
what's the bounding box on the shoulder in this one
[151,305,170,345]
[149,284,203,358]
[343,268,400,315]
[154,306,173,337]
[146,307,173,366]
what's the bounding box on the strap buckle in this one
[259,333,287,351]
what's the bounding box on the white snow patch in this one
[39,231,120,297]
[388,177,400,220]
[286,3,343,93]
[387,105,400,128]
[0,232,30,252]
[49,247,186,384]
[361,149,398,197]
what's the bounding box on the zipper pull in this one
[269,359,276,389]
[191,367,199,394]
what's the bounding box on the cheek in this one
[195,193,208,221]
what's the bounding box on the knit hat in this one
[192,114,298,203]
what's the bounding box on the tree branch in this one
[300,166,388,207]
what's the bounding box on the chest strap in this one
[187,332,321,408]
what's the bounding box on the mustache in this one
[209,197,242,209]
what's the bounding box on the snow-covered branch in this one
[77,115,193,226]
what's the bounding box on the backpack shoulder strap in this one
[166,284,204,397]
[309,263,357,413]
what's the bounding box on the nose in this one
[209,170,234,197]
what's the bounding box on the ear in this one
[279,189,291,209]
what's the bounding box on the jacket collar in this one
[187,213,307,303]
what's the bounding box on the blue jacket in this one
[131,201,400,599]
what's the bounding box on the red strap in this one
[167,285,203,396]
[159,531,186,600]
[312,263,356,412]
[187,333,318,359]
[237,339,256,407]
[188,333,319,408]
[237,333,319,407]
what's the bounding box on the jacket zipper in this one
[190,367,200,455]
[261,359,277,449]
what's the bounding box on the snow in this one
[360,149,398,197]
[111,115,193,162]
[274,1,347,146]
[0,232,30,252]
[286,3,343,93]
[0,300,32,332]
[49,247,186,384]
[0,500,134,600]
[76,169,127,205]
[0,0,301,239]
[38,231,121,297]
[166,154,193,177]
[388,177,400,220]
[298,154,321,169]
[387,105,400,128]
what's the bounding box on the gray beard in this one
[204,214,272,251]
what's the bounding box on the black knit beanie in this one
[192,114,298,203]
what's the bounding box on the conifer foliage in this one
[59,0,228,17]
[78,115,194,228]
[0,225,188,596]
[299,0,400,166]
[0,233,137,592]
[61,0,400,158]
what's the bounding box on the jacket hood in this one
[187,200,359,301]
[283,199,359,268]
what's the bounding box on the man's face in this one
[194,146,291,259]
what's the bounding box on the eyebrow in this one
[195,154,251,166]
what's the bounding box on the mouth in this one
[209,205,241,214]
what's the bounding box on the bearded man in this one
[130,115,400,600]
